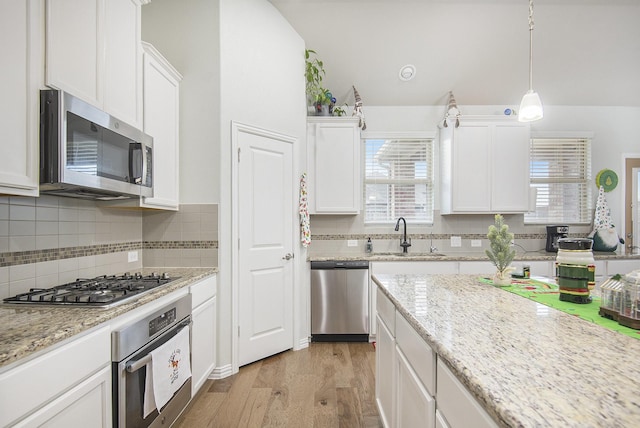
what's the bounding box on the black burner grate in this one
[3,273,177,307]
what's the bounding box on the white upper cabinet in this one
[45,0,142,128]
[103,0,143,127]
[307,117,361,214]
[440,116,531,214]
[0,0,43,197]
[140,42,182,210]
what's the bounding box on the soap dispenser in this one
[365,237,373,253]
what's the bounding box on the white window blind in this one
[525,137,592,224]
[364,138,434,224]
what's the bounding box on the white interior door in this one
[235,123,295,367]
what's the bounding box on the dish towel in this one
[143,326,191,418]
[299,173,311,247]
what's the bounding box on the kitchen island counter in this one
[0,267,217,370]
[373,273,640,427]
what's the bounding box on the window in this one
[525,137,592,224]
[364,137,434,224]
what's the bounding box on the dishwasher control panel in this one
[311,260,369,269]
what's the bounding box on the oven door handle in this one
[125,321,191,373]
[126,354,151,373]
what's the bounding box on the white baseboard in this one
[209,363,234,379]
[294,336,310,350]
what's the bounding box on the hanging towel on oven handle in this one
[143,325,191,417]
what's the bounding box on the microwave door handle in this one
[129,142,142,184]
[141,145,148,187]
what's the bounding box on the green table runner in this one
[479,277,640,340]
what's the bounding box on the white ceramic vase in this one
[493,267,514,286]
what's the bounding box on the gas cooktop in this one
[2,272,179,308]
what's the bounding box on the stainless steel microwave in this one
[39,90,153,200]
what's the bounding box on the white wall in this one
[219,0,307,372]
[141,0,220,204]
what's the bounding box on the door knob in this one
[282,253,294,260]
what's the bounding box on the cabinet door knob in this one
[282,253,294,260]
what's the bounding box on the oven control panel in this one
[149,307,177,336]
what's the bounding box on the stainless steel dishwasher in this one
[310,260,370,342]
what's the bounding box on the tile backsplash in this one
[306,211,594,256]
[0,196,218,299]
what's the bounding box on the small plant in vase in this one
[485,214,516,286]
[305,49,336,116]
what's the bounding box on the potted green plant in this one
[305,49,335,116]
[485,214,516,286]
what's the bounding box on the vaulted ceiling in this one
[270,0,640,108]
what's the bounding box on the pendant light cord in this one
[528,0,535,91]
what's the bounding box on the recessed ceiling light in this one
[399,64,416,81]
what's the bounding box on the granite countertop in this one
[373,273,640,427]
[310,251,640,262]
[0,267,218,370]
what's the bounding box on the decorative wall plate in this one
[595,169,618,192]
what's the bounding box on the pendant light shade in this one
[518,0,543,122]
[519,90,543,122]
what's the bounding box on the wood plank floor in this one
[176,342,382,428]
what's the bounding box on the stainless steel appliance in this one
[112,294,192,428]
[310,260,369,342]
[2,272,177,308]
[40,89,153,200]
[546,225,569,252]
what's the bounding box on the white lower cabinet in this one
[436,360,498,428]
[0,326,111,427]
[396,348,435,428]
[395,312,436,428]
[190,274,217,395]
[13,366,112,428]
[375,288,396,428]
[375,315,395,428]
[435,409,450,428]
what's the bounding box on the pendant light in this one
[518,0,543,122]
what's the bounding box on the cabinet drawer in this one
[436,360,498,428]
[0,326,110,427]
[395,312,436,396]
[376,287,396,335]
[190,274,217,308]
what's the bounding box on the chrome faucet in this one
[429,233,438,253]
[395,217,411,253]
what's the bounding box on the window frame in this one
[524,132,594,225]
[362,131,436,225]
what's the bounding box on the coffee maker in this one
[546,225,569,252]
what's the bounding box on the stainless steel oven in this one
[112,295,192,428]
